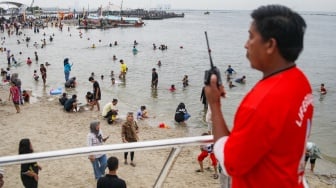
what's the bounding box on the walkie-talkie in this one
[204,31,222,86]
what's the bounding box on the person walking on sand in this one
[196,133,219,179]
[97,156,126,188]
[8,82,20,113]
[87,121,109,180]
[11,73,23,105]
[19,138,42,188]
[305,142,321,172]
[88,76,101,111]
[122,112,139,167]
[63,58,73,81]
[205,5,313,188]
[40,64,47,86]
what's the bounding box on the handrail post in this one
[153,146,182,188]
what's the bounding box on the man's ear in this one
[266,38,277,54]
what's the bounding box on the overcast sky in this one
[4,0,336,12]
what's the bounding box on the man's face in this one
[244,22,268,70]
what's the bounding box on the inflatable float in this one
[50,87,62,95]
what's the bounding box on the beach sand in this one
[0,90,335,188]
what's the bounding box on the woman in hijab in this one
[63,58,73,81]
[87,120,109,180]
[121,112,139,167]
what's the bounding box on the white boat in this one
[83,14,144,28]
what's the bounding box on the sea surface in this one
[1,10,335,160]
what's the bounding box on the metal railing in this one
[0,135,214,188]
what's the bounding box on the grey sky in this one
[5,0,336,12]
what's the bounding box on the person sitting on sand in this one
[64,94,78,112]
[59,93,68,105]
[102,99,119,124]
[86,91,94,106]
[137,106,149,120]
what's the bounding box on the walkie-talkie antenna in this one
[205,31,214,68]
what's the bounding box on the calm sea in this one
[2,10,335,160]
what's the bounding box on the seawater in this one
[1,10,335,160]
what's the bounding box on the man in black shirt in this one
[64,94,77,112]
[97,156,126,188]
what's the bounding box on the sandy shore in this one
[0,90,335,188]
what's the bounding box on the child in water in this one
[33,70,39,81]
[169,84,176,92]
[22,90,30,103]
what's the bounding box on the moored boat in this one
[79,14,144,29]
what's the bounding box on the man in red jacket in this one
[205,5,313,188]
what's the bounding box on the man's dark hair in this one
[88,77,94,81]
[107,156,119,171]
[251,4,306,62]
